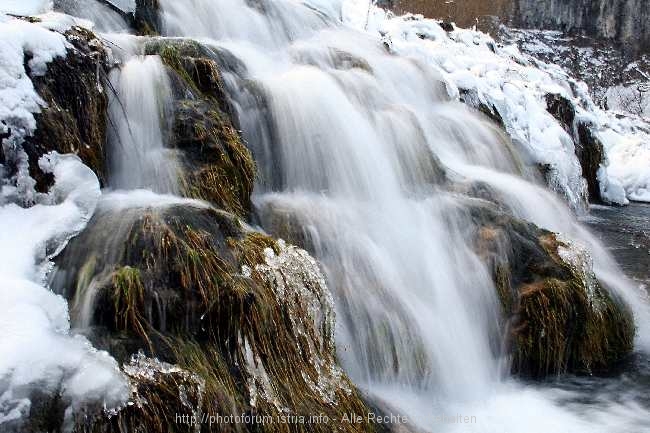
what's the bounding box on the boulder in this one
[53,203,388,432]
[22,26,110,192]
[467,199,634,377]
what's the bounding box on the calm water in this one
[583,203,650,292]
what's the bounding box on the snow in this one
[0,15,128,427]
[341,0,650,205]
[0,153,128,426]
[0,0,51,16]
[0,16,72,204]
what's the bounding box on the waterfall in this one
[107,55,180,193]
[148,0,650,429]
[10,0,642,429]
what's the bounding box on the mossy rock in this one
[468,200,634,377]
[22,26,109,191]
[142,40,255,215]
[173,99,255,216]
[545,93,605,203]
[133,0,162,35]
[54,203,389,433]
[144,39,243,116]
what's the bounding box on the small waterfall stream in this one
[107,55,180,193]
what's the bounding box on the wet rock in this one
[53,203,382,433]
[545,93,605,203]
[22,26,110,192]
[144,39,255,216]
[575,121,606,203]
[172,99,255,217]
[79,352,206,433]
[134,0,162,35]
[468,200,634,377]
[545,93,576,132]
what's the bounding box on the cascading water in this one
[146,0,650,431]
[107,55,180,193]
[57,53,192,332]
[20,0,645,430]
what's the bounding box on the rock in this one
[459,87,505,128]
[134,0,162,35]
[467,199,634,377]
[22,26,110,192]
[143,40,255,216]
[52,203,384,433]
[172,98,255,216]
[438,20,454,32]
[575,121,606,203]
[545,93,605,203]
[545,93,575,132]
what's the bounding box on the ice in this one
[0,153,128,427]
[600,125,650,203]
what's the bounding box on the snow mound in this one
[0,153,128,427]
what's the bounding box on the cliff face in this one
[515,0,650,54]
[392,0,650,54]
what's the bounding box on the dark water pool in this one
[582,203,650,291]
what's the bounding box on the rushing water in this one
[53,0,650,430]
[107,55,180,193]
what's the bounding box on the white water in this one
[107,55,180,193]
[148,0,650,431]
[3,0,642,430]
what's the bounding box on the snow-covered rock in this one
[342,0,650,205]
[0,15,128,430]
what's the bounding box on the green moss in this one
[157,43,199,92]
[509,234,634,376]
[144,39,256,215]
[470,206,634,377]
[175,105,256,216]
[228,232,280,268]
[112,266,151,348]
[58,205,388,433]
[170,339,246,415]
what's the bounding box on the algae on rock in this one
[468,199,634,377]
[54,204,386,433]
[22,26,110,192]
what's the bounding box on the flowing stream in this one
[56,0,650,430]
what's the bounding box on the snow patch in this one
[0,0,52,16]
[0,153,128,427]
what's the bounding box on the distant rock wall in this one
[515,0,650,54]
[391,0,650,54]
